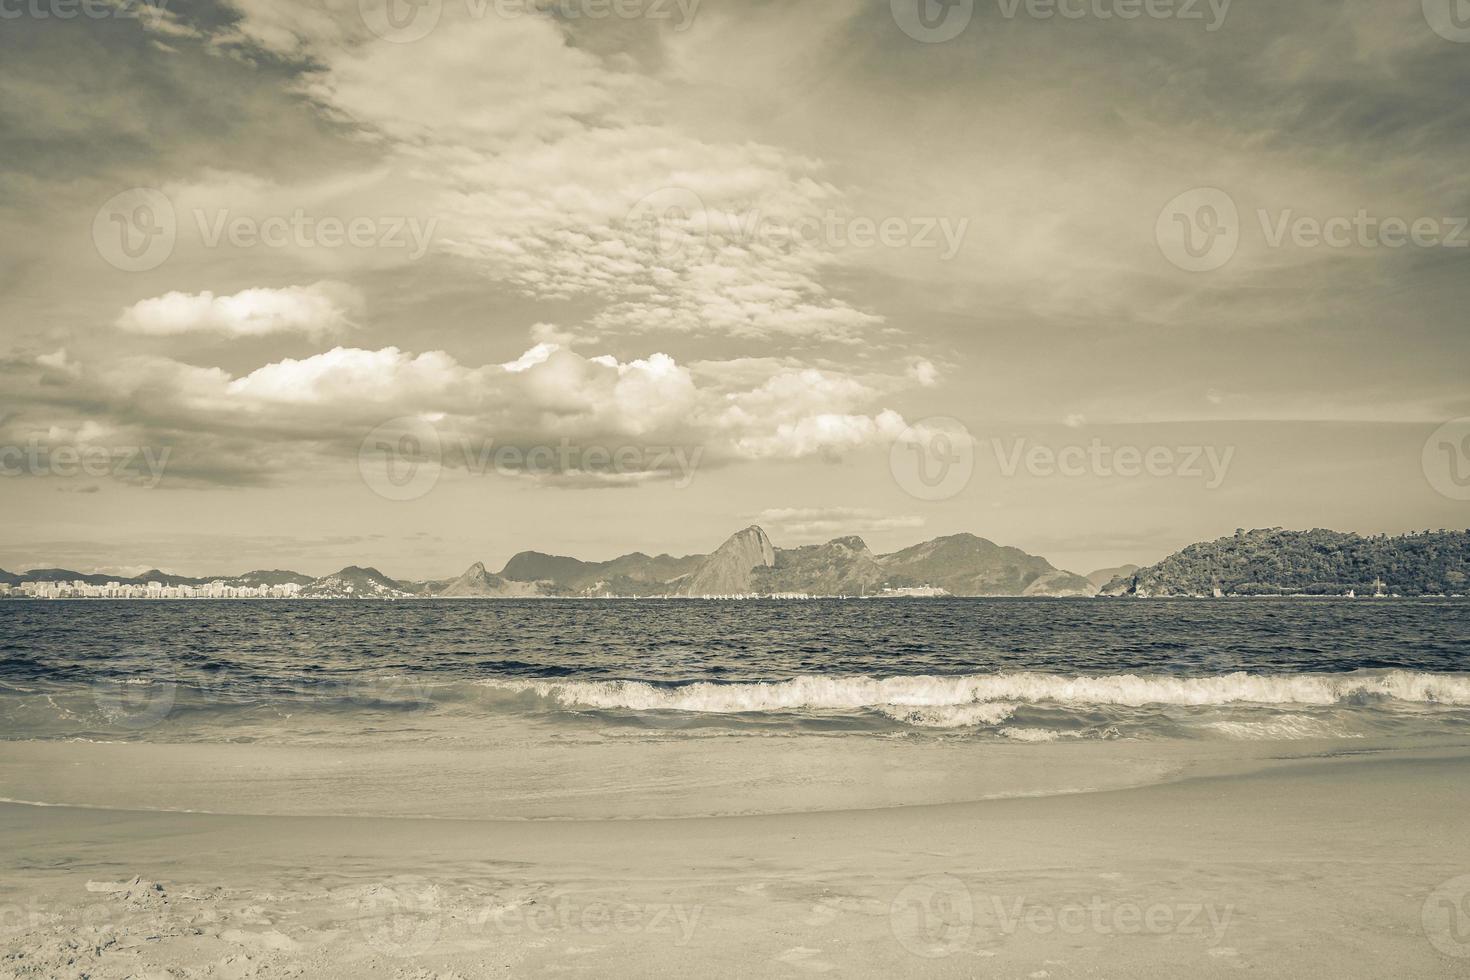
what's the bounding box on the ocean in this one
[3,598,1469,819]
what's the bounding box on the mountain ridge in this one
[47,527,1466,599]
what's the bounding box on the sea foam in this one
[478,669,1470,714]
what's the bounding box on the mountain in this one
[299,566,414,599]
[223,570,315,588]
[678,526,777,596]
[437,562,546,598]
[879,533,1094,597]
[668,528,1091,598]
[7,527,1104,599]
[1087,564,1139,590]
[756,536,884,595]
[1100,529,1470,597]
[500,550,703,596]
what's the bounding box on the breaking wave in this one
[481,669,1470,714]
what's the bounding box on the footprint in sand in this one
[775,946,837,972]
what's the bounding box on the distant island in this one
[4,527,1467,600]
[1099,528,1470,598]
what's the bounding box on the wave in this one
[480,669,1470,714]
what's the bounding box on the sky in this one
[1,0,1468,579]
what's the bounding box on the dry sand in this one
[2,745,1469,977]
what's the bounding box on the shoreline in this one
[3,745,1468,977]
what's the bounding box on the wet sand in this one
[2,745,1469,978]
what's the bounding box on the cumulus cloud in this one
[2,342,915,487]
[116,282,363,339]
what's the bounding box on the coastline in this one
[3,745,1468,978]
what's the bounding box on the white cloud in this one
[203,1,882,342]
[908,359,939,387]
[9,342,916,485]
[116,282,363,339]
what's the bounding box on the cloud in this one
[116,282,363,339]
[2,341,917,487]
[199,1,883,342]
[908,359,939,387]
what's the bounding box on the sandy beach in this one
[3,742,1468,978]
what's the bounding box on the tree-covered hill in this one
[1101,529,1470,597]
